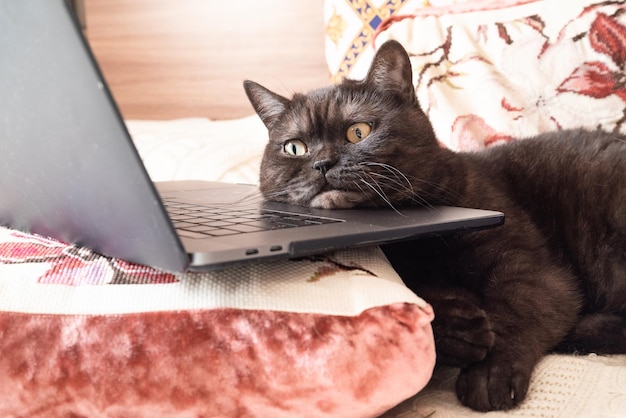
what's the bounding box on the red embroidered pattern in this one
[0,228,177,285]
[558,12,626,104]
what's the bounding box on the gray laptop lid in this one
[0,0,188,271]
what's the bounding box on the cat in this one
[243,40,626,412]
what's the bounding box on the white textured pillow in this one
[127,116,267,185]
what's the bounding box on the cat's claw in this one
[455,352,532,411]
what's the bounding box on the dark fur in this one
[244,40,626,411]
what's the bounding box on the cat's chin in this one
[308,190,364,209]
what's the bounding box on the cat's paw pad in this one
[432,299,495,367]
[455,354,532,411]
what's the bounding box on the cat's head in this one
[244,40,438,209]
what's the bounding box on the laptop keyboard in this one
[162,198,342,239]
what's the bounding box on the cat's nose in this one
[313,159,334,175]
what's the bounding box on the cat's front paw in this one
[431,298,495,367]
[309,190,362,209]
[455,352,533,411]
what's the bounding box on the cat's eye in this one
[346,122,372,143]
[283,139,308,156]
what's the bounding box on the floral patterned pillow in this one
[325,0,626,150]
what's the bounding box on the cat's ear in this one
[365,40,416,102]
[243,80,290,129]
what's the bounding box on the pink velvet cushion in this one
[0,227,435,417]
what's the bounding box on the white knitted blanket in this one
[383,354,626,417]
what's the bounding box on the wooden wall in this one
[84,0,330,120]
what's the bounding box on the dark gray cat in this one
[244,40,626,412]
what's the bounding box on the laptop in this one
[0,0,503,272]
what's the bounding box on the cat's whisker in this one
[224,188,289,207]
[258,189,286,199]
[365,171,411,191]
[258,189,290,203]
[357,175,405,215]
[408,175,464,204]
[362,171,449,210]
[359,167,435,210]
[359,162,442,209]
[360,161,463,204]
[365,171,420,202]
[352,179,367,195]
[405,191,437,210]
[352,179,384,208]
[239,190,266,202]
[358,164,412,193]
[426,179,461,199]
[360,162,415,196]
[369,176,428,209]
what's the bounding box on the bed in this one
[1,0,625,416]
